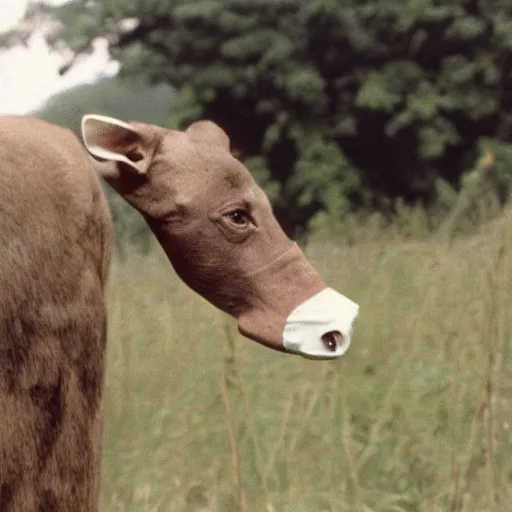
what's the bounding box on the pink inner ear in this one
[87,121,140,153]
[186,120,231,151]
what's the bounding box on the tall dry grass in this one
[99,207,512,512]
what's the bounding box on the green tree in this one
[6,0,512,233]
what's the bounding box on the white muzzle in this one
[283,288,359,359]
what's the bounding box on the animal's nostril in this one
[321,330,342,352]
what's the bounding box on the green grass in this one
[99,210,512,512]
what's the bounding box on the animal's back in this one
[0,116,112,512]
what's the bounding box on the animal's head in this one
[81,115,359,359]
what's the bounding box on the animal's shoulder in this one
[0,116,112,291]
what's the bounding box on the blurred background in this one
[2,1,512,510]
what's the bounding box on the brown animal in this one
[81,115,359,358]
[0,114,359,511]
[0,116,112,511]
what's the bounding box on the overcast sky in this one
[0,0,118,115]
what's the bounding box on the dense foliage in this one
[6,0,512,232]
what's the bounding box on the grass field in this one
[99,210,512,512]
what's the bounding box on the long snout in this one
[235,242,359,358]
[282,288,359,359]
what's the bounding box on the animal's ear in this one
[185,120,230,151]
[81,114,156,175]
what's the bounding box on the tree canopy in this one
[6,0,512,233]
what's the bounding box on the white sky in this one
[0,0,119,115]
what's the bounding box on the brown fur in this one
[0,113,343,511]
[0,116,112,512]
[82,116,328,352]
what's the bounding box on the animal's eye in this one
[226,209,250,227]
